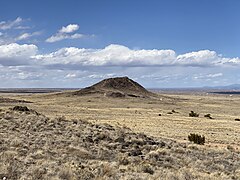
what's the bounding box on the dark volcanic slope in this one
[72,77,156,98]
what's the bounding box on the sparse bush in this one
[12,106,29,112]
[188,133,205,145]
[167,112,173,114]
[235,118,240,121]
[171,109,178,113]
[227,145,235,151]
[141,164,154,174]
[118,155,129,165]
[204,114,213,119]
[189,111,199,117]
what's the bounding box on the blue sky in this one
[0,0,240,88]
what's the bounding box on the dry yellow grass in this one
[1,91,240,179]
[1,91,239,148]
[0,106,240,179]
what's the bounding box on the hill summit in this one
[72,76,155,98]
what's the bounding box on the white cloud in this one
[15,31,42,41]
[65,73,77,78]
[1,43,240,70]
[176,50,219,66]
[46,24,85,43]
[219,57,240,65]
[59,24,79,33]
[0,41,239,88]
[0,17,40,44]
[193,73,223,80]
[88,73,116,79]
[34,44,240,68]
[16,33,32,41]
[34,44,177,66]
[46,33,84,43]
[0,17,23,30]
[0,43,38,66]
[207,73,223,78]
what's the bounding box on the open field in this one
[1,91,240,148]
[1,90,240,179]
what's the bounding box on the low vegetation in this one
[0,107,239,179]
[188,133,205,145]
[189,111,199,117]
[204,114,213,119]
[12,105,30,112]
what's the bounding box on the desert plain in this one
[0,78,240,179]
[2,89,240,147]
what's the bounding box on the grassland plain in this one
[3,91,239,147]
[0,91,240,179]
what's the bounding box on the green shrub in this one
[189,111,199,117]
[188,133,205,145]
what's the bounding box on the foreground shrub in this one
[189,111,199,117]
[13,106,29,112]
[188,133,205,145]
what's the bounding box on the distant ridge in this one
[213,84,240,90]
[71,76,156,98]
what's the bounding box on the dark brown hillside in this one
[72,76,156,98]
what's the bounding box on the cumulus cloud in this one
[176,50,219,66]
[59,24,79,33]
[0,40,239,88]
[34,44,177,66]
[33,44,240,68]
[0,43,38,66]
[218,57,240,66]
[1,43,240,69]
[46,24,86,43]
[0,17,23,30]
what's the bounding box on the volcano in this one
[71,76,156,98]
